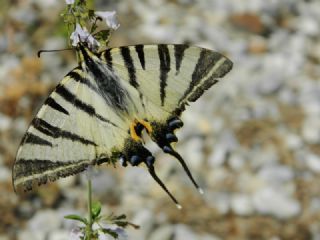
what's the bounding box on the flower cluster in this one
[63,0,120,50]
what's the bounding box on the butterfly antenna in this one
[147,165,182,209]
[163,146,204,195]
[37,48,74,58]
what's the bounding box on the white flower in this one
[70,23,100,49]
[95,11,120,30]
[70,227,84,240]
[65,0,75,4]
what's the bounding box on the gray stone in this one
[252,187,300,219]
[231,193,254,216]
[48,230,70,240]
[174,224,197,240]
[17,230,44,240]
[28,210,61,233]
[149,225,174,240]
[306,153,320,173]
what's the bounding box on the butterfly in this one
[12,43,233,207]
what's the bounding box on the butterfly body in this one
[13,44,232,204]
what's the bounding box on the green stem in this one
[87,178,93,239]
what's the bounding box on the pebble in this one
[48,230,70,240]
[252,187,300,219]
[149,225,174,240]
[0,113,11,131]
[230,193,254,216]
[205,191,230,214]
[28,210,61,233]
[306,153,320,173]
[174,224,198,240]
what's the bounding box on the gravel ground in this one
[1,0,320,239]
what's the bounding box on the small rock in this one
[257,165,294,184]
[200,233,222,240]
[174,224,197,240]
[48,230,70,240]
[0,167,10,182]
[0,113,11,131]
[205,191,230,215]
[231,193,254,216]
[17,230,44,240]
[284,133,303,150]
[252,187,300,219]
[149,225,174,240]
[28,210,61,233]
[302,117,320,144]
[127,209,154,240]
[306,153,320,173]
[296,17,319,36]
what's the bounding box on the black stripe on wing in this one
[178,49,223,104]
[13,158,93,191]
[174,45,189,75]
[32,117,97,146]
[67,70,99,94]
[158,44,171,106]
[120,47,139,88]
[79,45,129,112]
[44,97,69,115]
[14,158,90,179]
[21,132,53,147]
[135,45,146,70]
[55,84,118,127]
[104,49,113,70]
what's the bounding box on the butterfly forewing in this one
[13,67,129,191]
[103,44,232,119]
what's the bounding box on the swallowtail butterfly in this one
[13,43,233,207]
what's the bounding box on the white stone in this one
[174,224,197,240]
[297,17,319,36]
[231,193,254,216]
[48,230,70,240]
[181,137,204,170]
[17,230,44,240]
[28,210,61,233]
[205,191,230,214]
[252,187,300,219]
[284,133,303,150]
[0,113,11,131]
[306,153,320,173]
[302,117,320,143]
[200,234,222,240]
[149,225,174,240]
[0,167,11,182]
[257,165,294,184]
[127,209,154,240]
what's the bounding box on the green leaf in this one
[91,201,102,219]
[114,221,128,228]
[101,228,118,238]
[95,30,111,41]
[114,214,127,220]
[64,214,88,225]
